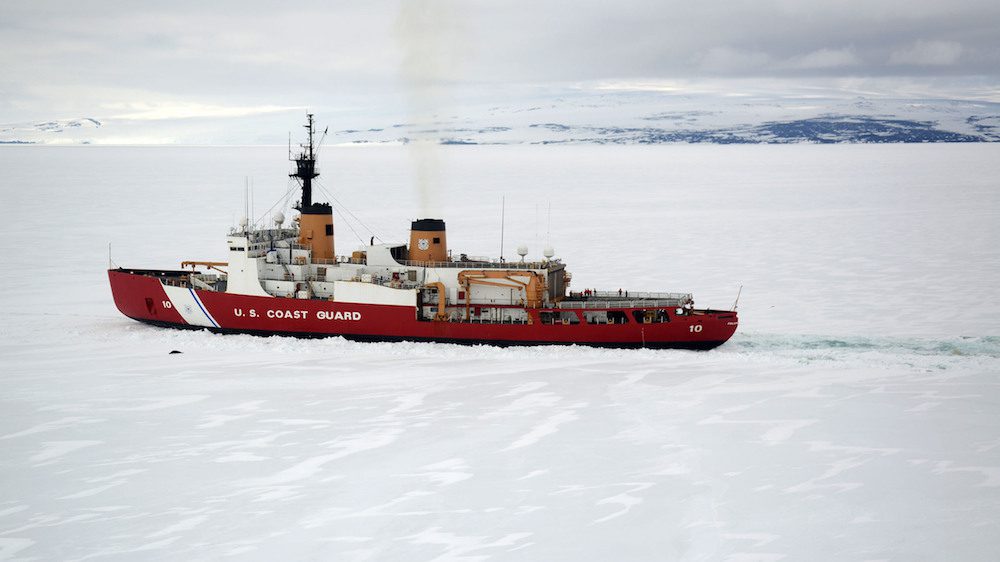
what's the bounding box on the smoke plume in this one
[395,0,462,218]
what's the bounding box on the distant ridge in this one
[3,95,999,145]
[336,94,1000,145]
[0,117,102,145]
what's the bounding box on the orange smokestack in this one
[408,218,447,263]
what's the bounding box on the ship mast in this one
[292,113,319,209]
[290,113,335,260]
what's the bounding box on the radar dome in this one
[543,246,554,259]
[274,211,285,226]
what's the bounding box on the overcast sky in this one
[2,0,998,131]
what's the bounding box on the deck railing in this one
[395,259,559,270]
[588,290,691,300]
[557,295,692,310]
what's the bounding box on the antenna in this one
[499,195,506,262]
[546,201,551,243]
[534,203,538,247]
[314,126,330,159]
[732,284,743,311]
[307,113,314,160]
[542,201,554,262]
[243,177,250,234]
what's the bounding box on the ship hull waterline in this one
[109,269,738,350]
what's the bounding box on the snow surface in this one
[1,144,999,560]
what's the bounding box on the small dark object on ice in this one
[169,350,183,354]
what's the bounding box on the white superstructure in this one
[199,223,569,323]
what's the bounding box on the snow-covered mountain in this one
[337,93,1000,145]
[0,117,102,144]
[3,93,998,145]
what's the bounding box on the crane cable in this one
[315,179,387,243]
[254,181,298,228]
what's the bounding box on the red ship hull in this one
[109,269,739,350]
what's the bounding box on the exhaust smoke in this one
[395,0,462,218]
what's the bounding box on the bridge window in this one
[390,245,407,261]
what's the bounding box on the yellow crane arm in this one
[181,261,229,274]
[426,281,450,321]
[457,270,547,320]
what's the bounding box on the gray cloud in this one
[454,0,1000,80]
[889,40,965,66]
[1,0,998,131]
